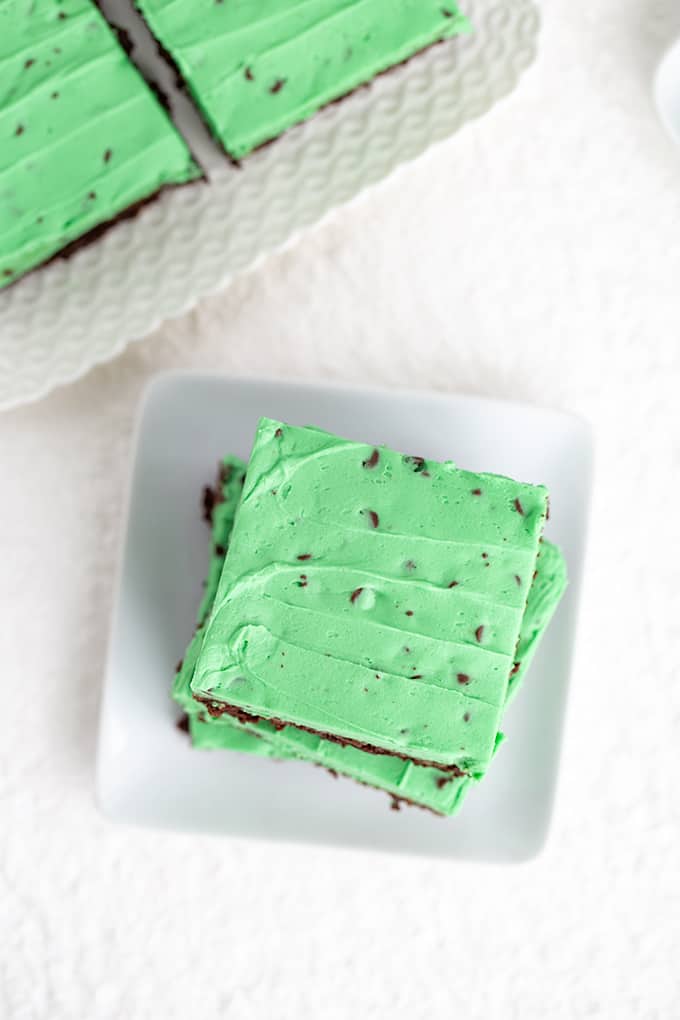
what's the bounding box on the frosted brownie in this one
[189,419,550,773]
[134,0,470,160]
[0,0,199,289]
[177,456,567,815]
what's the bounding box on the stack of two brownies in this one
[175,418,567,816]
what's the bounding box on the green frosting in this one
[134,0,470,160]
[177,453,567,815]
[190,419,549,771]
[0,0,199,289]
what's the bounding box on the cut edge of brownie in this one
[192,695,468,775]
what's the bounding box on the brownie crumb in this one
[202,485,215,523]
[57,10,67,18]
[514,497,525,516]
[411,674,423,680]
[175,659,184,673]
[297,553,312,561]
[362,448,380,469]
[471,488,482,496]
[390,796,402,812]
[463,712,471,723]
[87,191,96,200]
[448,580,459,588]
[475,625,484,643]
[514,574,521,586]
[350,587,364,604]
[274,427,283,438]
[214,543,226,557]
[510,661,521,677]
[269,78,286,94]
[2,268,13,278]
[297,574,308,588]
[176,713,190,733]
[24,58,35,69]
[436,775,453,789]
[457,673,470,685]
[405,610,414,617]
[15,124,24,136]
[244,66,254,81]
[103,148,112,163]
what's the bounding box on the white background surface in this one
[1,1,679,1017]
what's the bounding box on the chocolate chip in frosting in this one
[457,673,470,685]
[475,625,484,643]
[350,587,364,604]
[404,455,426,473]
[297,553,312,561]
[362,448,380,469]
[362,509,379,528]
[514,497,525,516]
[269,78,286,94]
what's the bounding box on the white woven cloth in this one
[1,2,679,1016]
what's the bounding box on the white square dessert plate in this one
[97,373,593,861]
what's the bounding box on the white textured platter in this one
[97,374,592,861]
[0,0,540,411]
